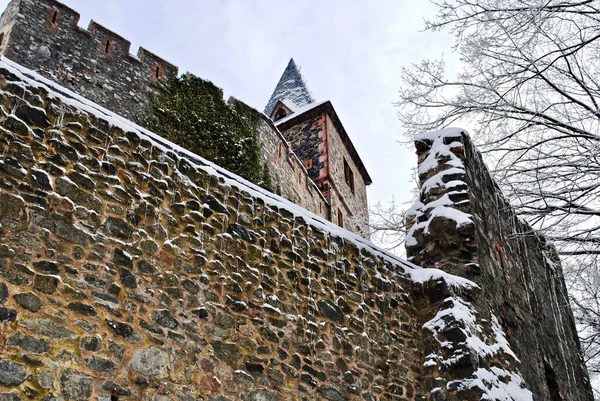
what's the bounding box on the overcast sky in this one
[2,0,458,223]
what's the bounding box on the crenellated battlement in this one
[0,0,178,125]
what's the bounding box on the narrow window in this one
[298,171,302,184]
[343,158,355,194]
[155,65,160,79]
[52,11,58,25]
[105,39,111,54]
[278,143,283,158]
[319,202,322,214]
[337,209,343,228]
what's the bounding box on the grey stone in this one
[3,115,29,136]
[248,390,279,401]
[67,171,95,190]
[182,279,199,294]
[102,217,133,240]
[152,309,178,329]
[119,268,137,288]
[129,347,170,378]
[101,381,132,397]
[105,319,140,342]
[137,260,157,274]
[31,169,52,191]
[0,359,27,387]
[55,177,101,212]
[108,342,125,360]
[318,386,347,401]
[85,356,116,373]
[112,249,133,268]
[0,393,22,401]
[0,283,7,304]
[80,336,102,352]
[0,193,27,229]
[0,157,26,179]
[15,102,50,128]
[211,341,242,365]
[60,369,93,401]
[7,332,50,353]
[33,274,59,294]
[39,219,92,246]
[19,318,76,339]
[36,371,55,389]
[0,307,17,322]
[317,299,344,323]
[0,245,15,257]
[33,261,59,274]
[67,302,97,317]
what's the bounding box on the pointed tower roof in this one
[264,58,315,117]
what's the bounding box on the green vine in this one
[151,73,271,190]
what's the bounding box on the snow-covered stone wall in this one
[0,60,480,401]
[407,129,593,401]
[0,35,590,400]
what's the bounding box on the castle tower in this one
[265,59,372,232]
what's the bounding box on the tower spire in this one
[264,58,315,117]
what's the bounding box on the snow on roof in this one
[0,56,474,289]
[274,100,328,125]
[264,58,316,117]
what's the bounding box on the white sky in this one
[2,0,460,229]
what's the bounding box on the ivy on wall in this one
[151,73,272,191]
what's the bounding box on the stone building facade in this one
[0,0,369,235]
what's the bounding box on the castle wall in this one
[0,0,177,127]
[325,115,369,232]
[406,129,593,401]
[0,62,430,401]
[463,136,593,401]
[0,54,589,401]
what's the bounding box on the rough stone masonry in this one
[0,49,593,401]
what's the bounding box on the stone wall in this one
[0,52,591,400]
[463,134,593,401]
[0,60,438,401]
[325,116,369,232]
[280,114,327,183]
[0,0,178,127]
[406,129,593,401]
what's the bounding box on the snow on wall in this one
[0,56,472,289]
[409,128,593,401]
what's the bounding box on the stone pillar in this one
[406,129,479,280]
[407,129,532,401]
